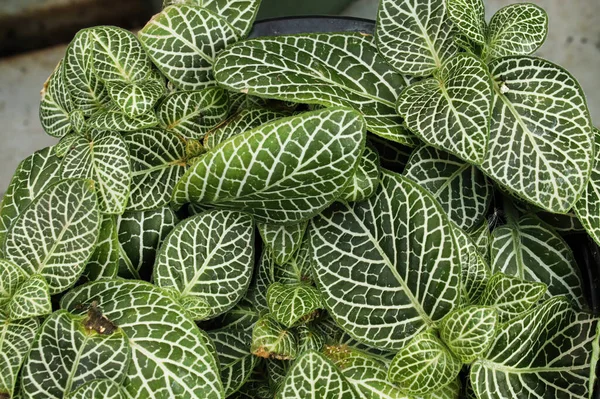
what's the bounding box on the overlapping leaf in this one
[267,283,322,328]
[62,131,131,215]
[376,0,458,76]
[258,221,307,266]
[397,54,492,164]
[480,56,593,213]
[155,210,254,319]
[67,379,125,399]
[447,0,486,45]
[40,60,73,138]
[471,297,599,399]
[124,128,187,211]
[20,310,130,398]
[105,79,165,117]
[439,306,497,363]
[273,233,313,285]
[340,145,381,203]
[139,4,240,90]
[295,324,326,353]
[453,225,490,304]
[251,316,297,360]
[245,247,275,312]
[368,135,412,173]
[404,146,493,231]
[490,214,584,307]
[575,128,600,245]
[0,316,38,399]
[156,88,230,140]
[0,259,26,308]
[310,170,460,350]
[388,330,462,395]
[4,179,100,295]
[61,280,224,399]
[84,215,120,281]
[7,275,52,320]
[87,108,159,131]
[214,33,415,145]
[172,107,366,224]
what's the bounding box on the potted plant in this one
[0,0,598,398]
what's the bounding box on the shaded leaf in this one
[67,379,125,399]
[439,306,497,363]
[40,60,73,138]
[258,221,307,266]
[267,283,322,328]
[7,275,52,321]
[87,108,159,131]
[84,215,120,280]
[340,145,381,202]
[251,316,297,360]
[0,316,38,399]
[447,0,486,45]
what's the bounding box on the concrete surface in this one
[0,0,599,193]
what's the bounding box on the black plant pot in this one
[247,15,600,397]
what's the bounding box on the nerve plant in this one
[0,0,598,398]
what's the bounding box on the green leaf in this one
[368,135,412,173]
[204,108,285,150]
[574,128,600,245]
[105,79,165,117]
[276,350,361,398]
[55,133,79,158]
[404,146,493,231]
[117,207,179,280]
[210,298,260,331]
[419,378,461,399]
[340,145,381,202]
[66,379,125,399]
[7,275,52,320]
[0,147,63,251]
[469,220,490,261]
[471,297,599,399]
[324,345,408,399]
[246,247,275,312]
[536,210,585,233]
[480,56,593,213]
[64,30,111,115]
[251,316,298,360]
[154,209,254,320]
[208,327,258,396]
[20,310,131,398]
[267,283,322,328]
[0,259,26,308]
[258,221,307,266]
[214,33,415,145]
[40,60,73,138]
[388,330,462,396]
[376,0,459,76]
[156,88,230,140]
[477,272,547,324]
[484,4,548,61]
[139,4,240,90]
[87,108,159,131]
[62,131,131,215]
[267,359,290,393]
[439,305,497,363]
[446,0,486,45]
[162,0,261,37]
[273,232,313,285]
[310,170,460,350]
[397,54,492,164]
[172,107,366,224]
[84,215,120,281]
[490,214,584,307]
[0,316,38,399]
[123,128,187,211]
[295,324,326,353]
[4,179,100,295]
[453,225,490,304]
[61,279,224,398]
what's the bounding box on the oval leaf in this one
[574,128,600,246]
[267,283,322,328]
[447,0,486,45]
[84,215,120,281]
[258,221,307,267]
[7,275,52,320]
[0,316,38,398]
[340,145,381,203]
[251,316,298,360]
[0,259,26,308]
[453,225,490,304]
[67,379,125,399]
[40,60,73,138]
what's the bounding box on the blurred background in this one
[0,0,598,191]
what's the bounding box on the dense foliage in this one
[0,0,599,398]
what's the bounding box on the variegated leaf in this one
[66,379,125,399]
[251,316,297,360]
[397,54,492,164]
[368,135,412,174]
[124,128,187,211]
[210,298,260,331]
[477,272,547,324]
[388,330,462,396]
[469,220,490,261]
[117,207,179,280]
[404,146,493,231]
[267,359,290,393]
[105,79,165,117]
[208,326,258,396]
[267,283,322,328]
[0,316,38,399]
[574,128,600,245]
[537,210,585,233]
[273,233,313,285]
[84,215,120,281]
[162,0,261,37]
[439,306,497,363]
[64,30,111,115]
[446,0,486,45]
[480,57,593,213]
[62,131,131,215]
[418,378,461,399]
[7,275,51,320]
[484,4,548,61]
[258,221,307,267]
[20,310,130,398]
[340,145,380,203]
[40,60,73,138]
[61,280,224,398]
[154,209,254,320]
[453,225,490,304]
[276,350,361,398]
[295,324,326,353]
[214,33,415,145]
[245,247,274,313]
[490,214,584,307]
[4,179,100,295]
[172,107,366,224]
[87,108,159,131]
[0,147,62,251]
[156,88,230,140]
[139,4,240,90]
[471,297,599,399]
[55,133,79,158]
[310,170,460,350]
[0,259,26,308]
[376,0,459,76]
